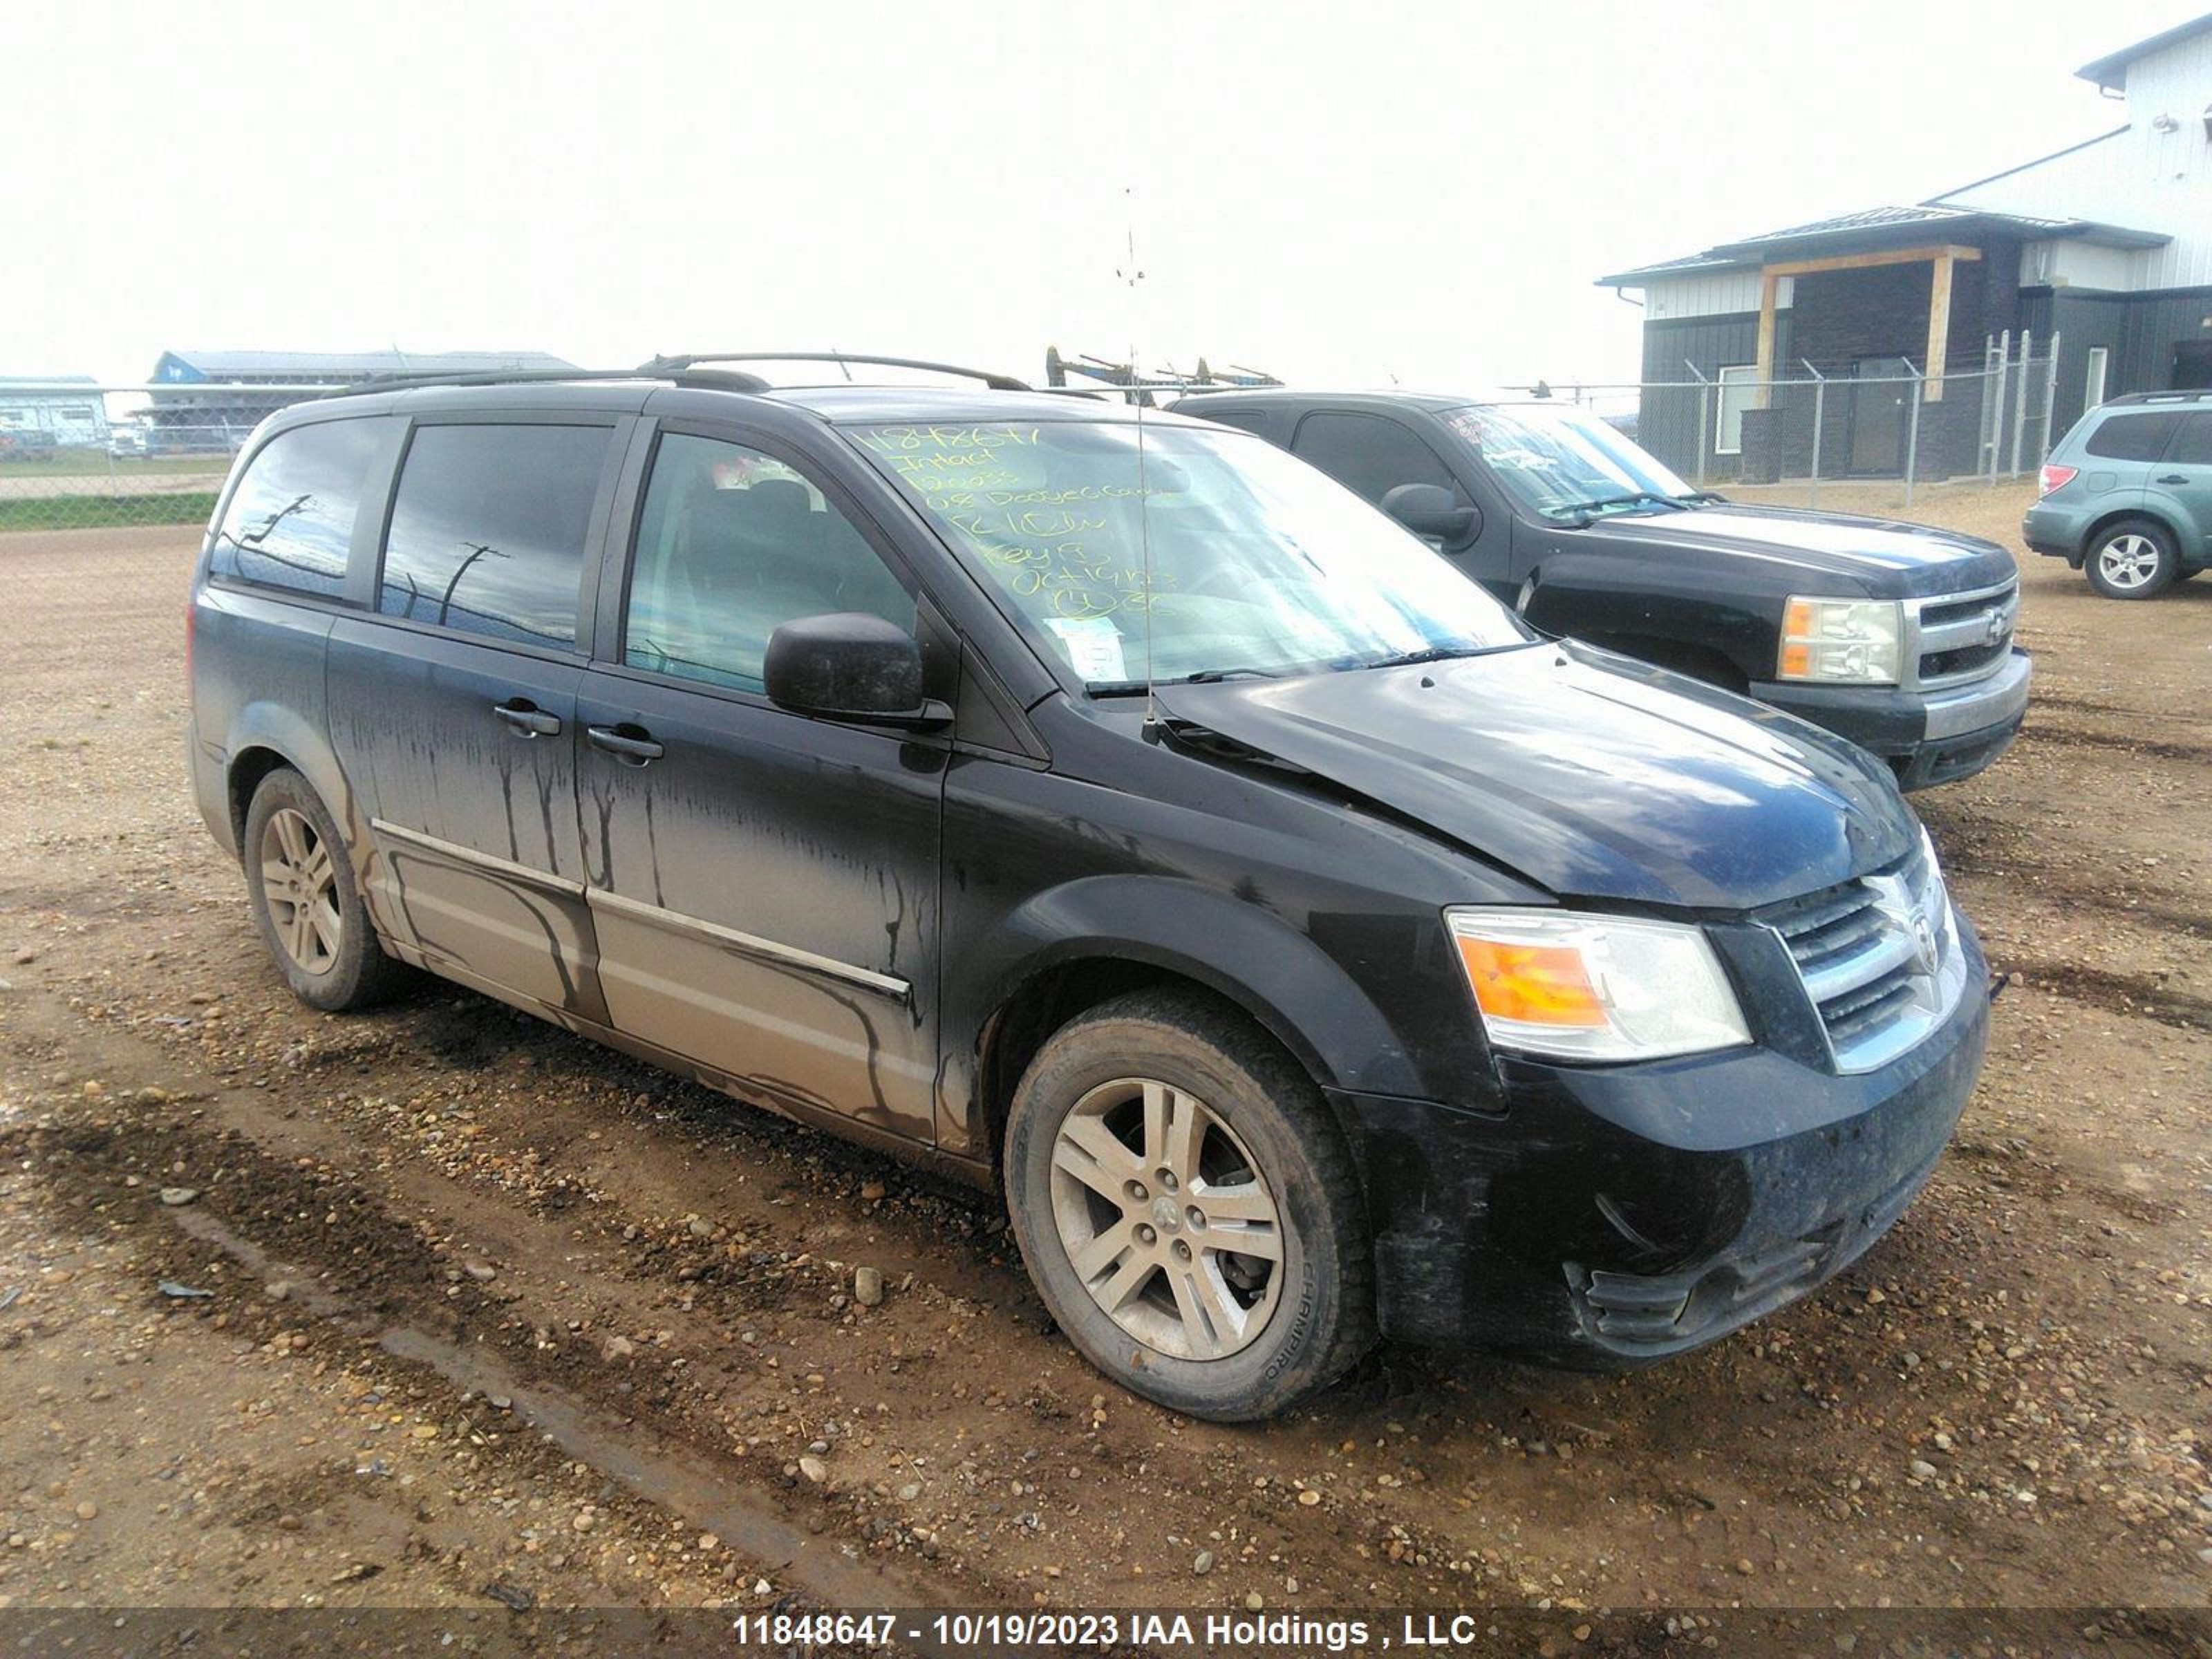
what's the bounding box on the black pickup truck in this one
[1181,390,2031,790]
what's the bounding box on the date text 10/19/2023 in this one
[729,1611,1533,1651]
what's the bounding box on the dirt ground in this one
[1,484,2207,1647]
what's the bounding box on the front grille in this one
[1763,845,1965,1073]
[1920,638,2011,679]
[1918,592,2000,629]
[1906,580,2017,690]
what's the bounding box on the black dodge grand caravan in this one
[187,356,1992,1420]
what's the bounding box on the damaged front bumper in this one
[1333,919,1991,1367]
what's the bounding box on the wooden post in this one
[1753,272,1780,409]
[1924,253,1955,404]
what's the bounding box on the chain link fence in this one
[2,340,2074,534]
[1547,333,2064,512]
[0,381,357,533]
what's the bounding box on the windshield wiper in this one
[1177,667,1282,684]
[1350,644,1499,672]
[1550,490,1687,518]
[1089,667,1283,695]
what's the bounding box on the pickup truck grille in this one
[1762,844,1966,1073]
[1906,580,2018,691]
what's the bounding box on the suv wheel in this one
[1004,989,1374,1421]
[2086,519,2179,599]
[243,769,406,1011]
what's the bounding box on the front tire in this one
[2085,518,2179,599]
[1004,989,1374,1421]
[242,768,406,1011]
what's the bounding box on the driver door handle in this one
[491,700,562,737]
[587,724,664,764]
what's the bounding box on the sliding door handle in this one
[492,700,562,737]
[586,724,664,764]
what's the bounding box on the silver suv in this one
[2023,391,2212,599]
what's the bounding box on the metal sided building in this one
[145,348,578,450]
[1598,13,2212,482]
[0,375,111,450]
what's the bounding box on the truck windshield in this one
[848,420,1532,691]
[1445,404,1698,521]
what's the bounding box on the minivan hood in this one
[1595,505,2016,597]
[1157,643,1913,911]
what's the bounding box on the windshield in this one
[848,420,1532,690]
[1445,404,1696,520]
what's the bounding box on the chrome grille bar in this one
[1763,843,1969,1074]
[1904,579,2019,692]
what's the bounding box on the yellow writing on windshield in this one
[855,425,1181,628]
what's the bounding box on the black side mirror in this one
[1382,482,1480,551]
[763,613,949,729]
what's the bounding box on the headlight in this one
[1445,908,1751,1062]
[1779,596,1902,685]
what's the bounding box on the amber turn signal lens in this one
[1452,936,1607,1028]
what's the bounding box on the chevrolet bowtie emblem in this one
[1909,906,1940,975]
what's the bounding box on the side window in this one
[2164,411,2212,465]
[377,424,612,647]
[623,433,916,694]
[2083,412,2182,462]
[211,418,391,597]
[1291,412,1462,507]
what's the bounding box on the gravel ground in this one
[0,495,2206,1644]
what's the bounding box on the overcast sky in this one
[3,0,2191,392]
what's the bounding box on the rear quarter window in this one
[1187,405,1275,440]
[376,423,614,648]
[210,418,393,597]
[2164,411,2212,466]
[2083,412,2182,462]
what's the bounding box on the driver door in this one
[576,424,948,1145]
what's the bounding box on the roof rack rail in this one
[318,366,771,400]
[637,353,1031,392]
[2110,388,2211,405]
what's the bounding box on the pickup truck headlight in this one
[1778,596,1902,685]
[1445,908,1751,1062]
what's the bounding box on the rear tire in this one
[2084,518,2178,599]
[242,768,406,1011]
[1003,989,1375,1421]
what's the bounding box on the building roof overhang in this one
[1598,206,2168,288]
[2075,11,2212,90]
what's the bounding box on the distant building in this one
[1599,13,2212,479]
[0,375,111,449]
[145,348,577,449]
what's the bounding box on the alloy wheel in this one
[259,807,341,975]
[1047,1077,1284,1360]
[2097,534,2162,590]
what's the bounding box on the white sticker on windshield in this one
[1043,616,1129,683]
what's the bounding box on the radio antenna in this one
[1118,187,1158,732]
